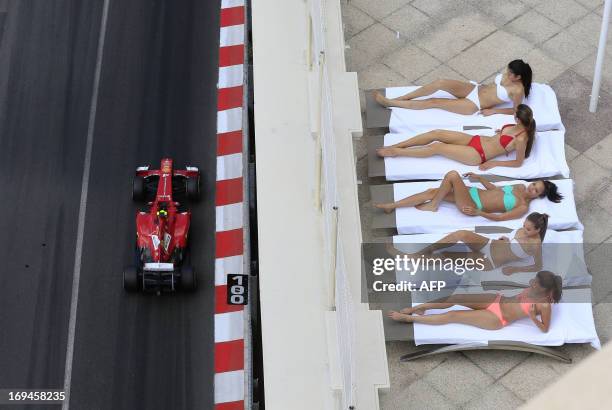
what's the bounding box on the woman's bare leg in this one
[374,171,477,213]
[377,143,482,165]
[417,170,476,213]
[374,95,479,115]
[373,171,474,213]
[388,309,502,330]
[400,293,497,315]
[375,130,472,157]
[419,230,490,255]
[373,188,437,213]
[417,170,475,212]
[383,79,474,101]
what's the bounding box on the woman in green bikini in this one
[374,171,563,221]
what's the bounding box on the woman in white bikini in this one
[376,104,535,171]
[389,212,548,275]
[373,59,532,116]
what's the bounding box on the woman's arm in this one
[480,158,522,169]
[503,240,543,274]
[503,264,541,274]
[463,173,497,190]
[481,107,515,116]
[481,89,524,116]
[529,303,551,333]
[479,136,528,170]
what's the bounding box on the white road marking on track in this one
[62,0,110,408]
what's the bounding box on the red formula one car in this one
[123,158,201,293]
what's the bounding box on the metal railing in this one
[309,0,357,407]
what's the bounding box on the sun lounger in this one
[370,179,582,234]
[390,229,589,288]
[366,82,563,133]
[380,286,600,363]
[367,128,569,181]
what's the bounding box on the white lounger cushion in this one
[393,179,582,234]
[411,288,600,349]
[392,230,588,287]
[385,83,562,133]
[383,129,569,180]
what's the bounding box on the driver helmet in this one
[156,202,169,218]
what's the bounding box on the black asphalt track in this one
[0,1,219,409]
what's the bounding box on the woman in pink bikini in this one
[376,104,535,171]
[388,270,562,331]
[373,59,532,116]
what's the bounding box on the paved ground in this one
[341,0,612,408]
[0,1,218,409]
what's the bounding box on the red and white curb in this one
[215,0,247,409]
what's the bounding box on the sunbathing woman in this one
[374,171,563,221]
[388,212,548,275]
[376,104,535,171]
[373,59,532,116]
[388,270,562,332]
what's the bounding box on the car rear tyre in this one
[181,265,197,291]
[186,176,201,201]
[123,266,139,291]
[133,176,145,201]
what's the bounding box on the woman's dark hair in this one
[508,59,532,97]
[536,270,562,303]
[539,180,563,203]
[515,104,536,157]
[526,212,549,241]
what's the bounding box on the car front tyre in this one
[133,176,145,201]
[186,176,201,201]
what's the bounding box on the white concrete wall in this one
[252,0,388,408]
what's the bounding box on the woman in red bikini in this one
[388,270,562,331]
[376,104,535,171]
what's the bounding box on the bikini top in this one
[499,123,526,149]
[501,185,517,211]
[509,229,532,259]
[495,73,512,103]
